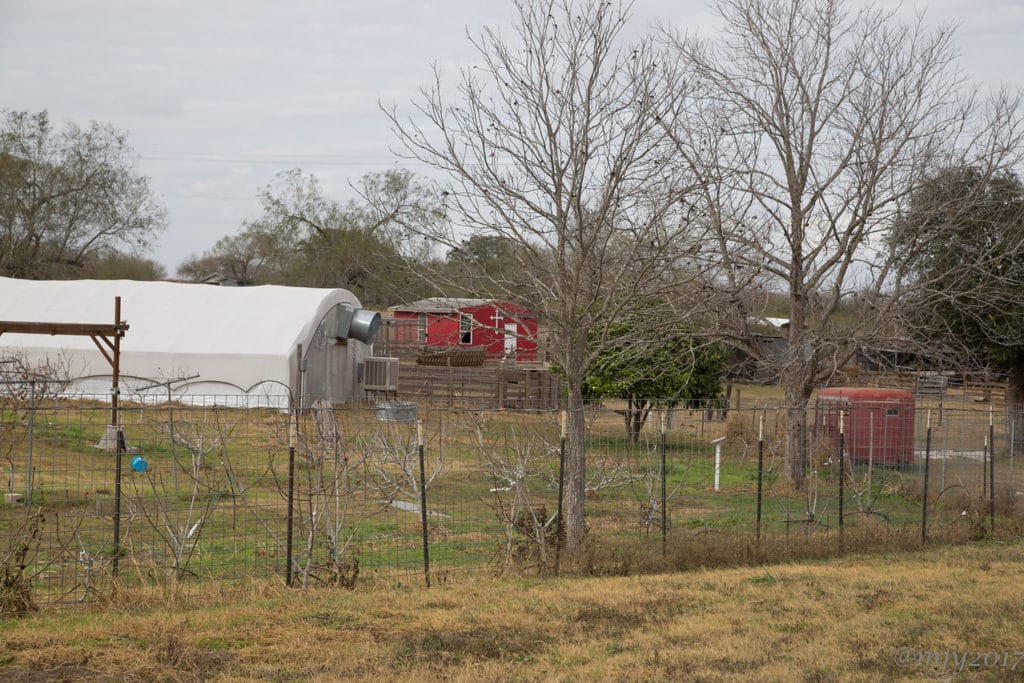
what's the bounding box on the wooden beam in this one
[90,335,115,368]
[0,321,128,337]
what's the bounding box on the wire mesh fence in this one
[3,383,1023,611]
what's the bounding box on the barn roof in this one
[389,297,491,314]
[0,277,363,400]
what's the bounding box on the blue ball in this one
[130,456,149,473]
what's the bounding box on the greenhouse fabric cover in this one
[0,277,362,403]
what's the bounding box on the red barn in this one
[388,298,539,362]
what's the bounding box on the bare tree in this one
[385,0,707,552]
[664,0,1022,490]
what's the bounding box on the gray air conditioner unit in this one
[362,357,400,392]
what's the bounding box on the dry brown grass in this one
[2,541,1024,681]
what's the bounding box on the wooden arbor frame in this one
[1,296,130,575]
[0,297,129,428]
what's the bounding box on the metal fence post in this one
[1010,415,1016,490]
[982,434,988,500]
[756,415,764,540]
[989,409,996,533]
[555,410,567,575]
[838,412,845,541]
[286,344,302,587]
[112,427,124,578]
[25,380,35,506]
[922,410,932,543]
[286,444,295,586]
[417,420,431,587]
[660,410,667,556]
[867,413,874,510]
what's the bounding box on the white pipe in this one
[711,436,726,492]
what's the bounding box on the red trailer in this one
[814,387,916,466]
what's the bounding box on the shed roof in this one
[389,297,491,314]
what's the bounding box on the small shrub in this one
[995,484,1021,518]
[1,511,44,616]
[322,554,360,589]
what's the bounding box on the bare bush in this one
[1,353,75,499]
[0,510,43,615]
[463,411,559,572]
[289,404,386,589]
[127,410,232,582]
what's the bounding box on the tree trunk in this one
[625,398,651,444]
[563,374,587,554]
[720,382,733,421]
[783,384,811,491]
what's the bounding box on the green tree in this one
[178,168,441,306]
[585,324,724,443]
[445,235,516,297]
[894,167,1024,408]
[0,110,166,279]
[82,249,167,281]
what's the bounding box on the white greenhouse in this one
[0,277,381,406]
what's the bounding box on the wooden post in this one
[110,297,121,429]
[555,410,567,575]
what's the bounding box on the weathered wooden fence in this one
[394,362,560,409]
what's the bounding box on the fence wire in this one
[2,386,1023,610]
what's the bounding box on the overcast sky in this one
[2,0,1022,274]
